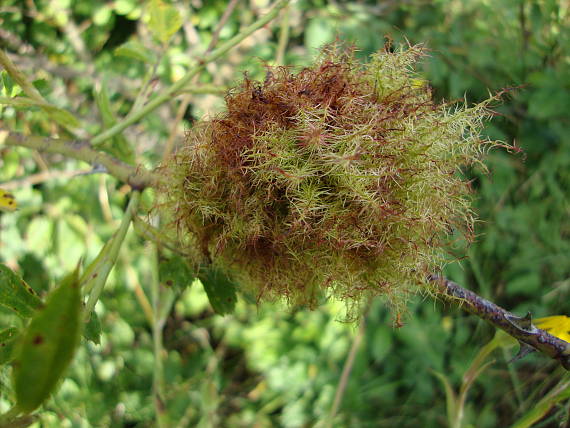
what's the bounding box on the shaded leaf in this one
[12,266,83,413]
[159,254,195,293]
[0,264,42,318]
[0,327,20,365]
[511,377,570,428]
[147,0,182,44]
[431,370,458,426]
[84,312,102,345]
[199,267,237,315]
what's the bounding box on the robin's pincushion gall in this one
[159,45,500,318]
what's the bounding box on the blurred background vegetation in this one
[0,0,569,426]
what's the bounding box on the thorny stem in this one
[1,131,159,189]
[91,0,290,147]
[431,275,570,370]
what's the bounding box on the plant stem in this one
[151,245,168,428]
[83,191,140,318]
[0,49,44,102]
[432,275,570,370]
[275,4,290,65]
[2,132,159,189]
[327,319,366,428]
[90,0,290,146]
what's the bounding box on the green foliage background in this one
[0,0,569,426]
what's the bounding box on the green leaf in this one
[94,83,116,129]
[147,0,182,44]
[0,264,43,318]
[1,70,17,96]
[199,267,237,315]
[12,266,83,414]
[0,327,20,365]
[0,96,79,128]
[43,105,80,129]
[114,40,155,63]
[159,254,195,293]
[83,312,102,345]
[93,83,135,163]
[431,370,458,426]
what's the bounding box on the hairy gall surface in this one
[161,45,497,316]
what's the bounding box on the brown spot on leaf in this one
[33,335,44,345]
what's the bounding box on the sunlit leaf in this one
[147,0,182,44]
[0,96,79,128]
[0,264,42,318]
[199,267,237,315]
[12,266,83,413]
[93,83,135,163]
[114,40,155,64]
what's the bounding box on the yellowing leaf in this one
[147,0,182,44]
[535,316,570,343]
[0,188,17,212]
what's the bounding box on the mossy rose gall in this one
[159,45,500,317]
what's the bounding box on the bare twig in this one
[0,168,92,191]
[431,275,570,370]
[2,131,160,189]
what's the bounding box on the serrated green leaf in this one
[0,264,43,318]
[0,327,20,365]
[114,40,155,63]
[84,312,102,345]
[159,254,195,293]
[147,0,182,44]
[199,267,237,315]
[13,266,83,414]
